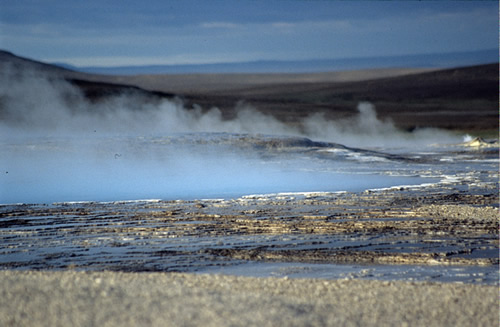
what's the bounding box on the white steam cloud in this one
[0,69,461,203]
[0,68,460,147]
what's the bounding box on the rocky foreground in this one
[0,270,497,327]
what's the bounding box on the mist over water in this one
[0,69,460,203]
[1,67,461,145]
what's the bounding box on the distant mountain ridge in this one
[54,49,498,75]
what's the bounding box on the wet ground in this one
[0,134,498,284]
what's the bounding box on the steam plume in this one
[0,69,460,147]
[0,69,461,203]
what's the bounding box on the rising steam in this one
[0,68,460,203]
[0,67,460,146]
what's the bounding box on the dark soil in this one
[180,64,499,132]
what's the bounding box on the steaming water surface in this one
[0,70,465,204]
[1,133,434,204]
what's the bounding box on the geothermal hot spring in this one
[1,132,444,204]
[2,71,498,284]
[0,71,461,204]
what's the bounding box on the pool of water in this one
[1,134,438,204]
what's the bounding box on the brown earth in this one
[85,64,499,134]
[175,64,499,133]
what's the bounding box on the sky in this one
[0,0,498,67]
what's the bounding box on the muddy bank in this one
[0,179,497,281]
[0,270,497,327]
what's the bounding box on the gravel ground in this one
[0,270,497,327]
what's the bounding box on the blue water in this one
[1,134,435,204]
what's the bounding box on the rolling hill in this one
[1,50,498,133]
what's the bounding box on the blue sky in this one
[0,0,498,67]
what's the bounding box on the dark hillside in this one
[68,79,174,101]
[182,64,499,131]
[0,50,79,77]
[0,50,174,102]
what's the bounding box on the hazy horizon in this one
[1,1,497,68]
[55,48,498,74]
